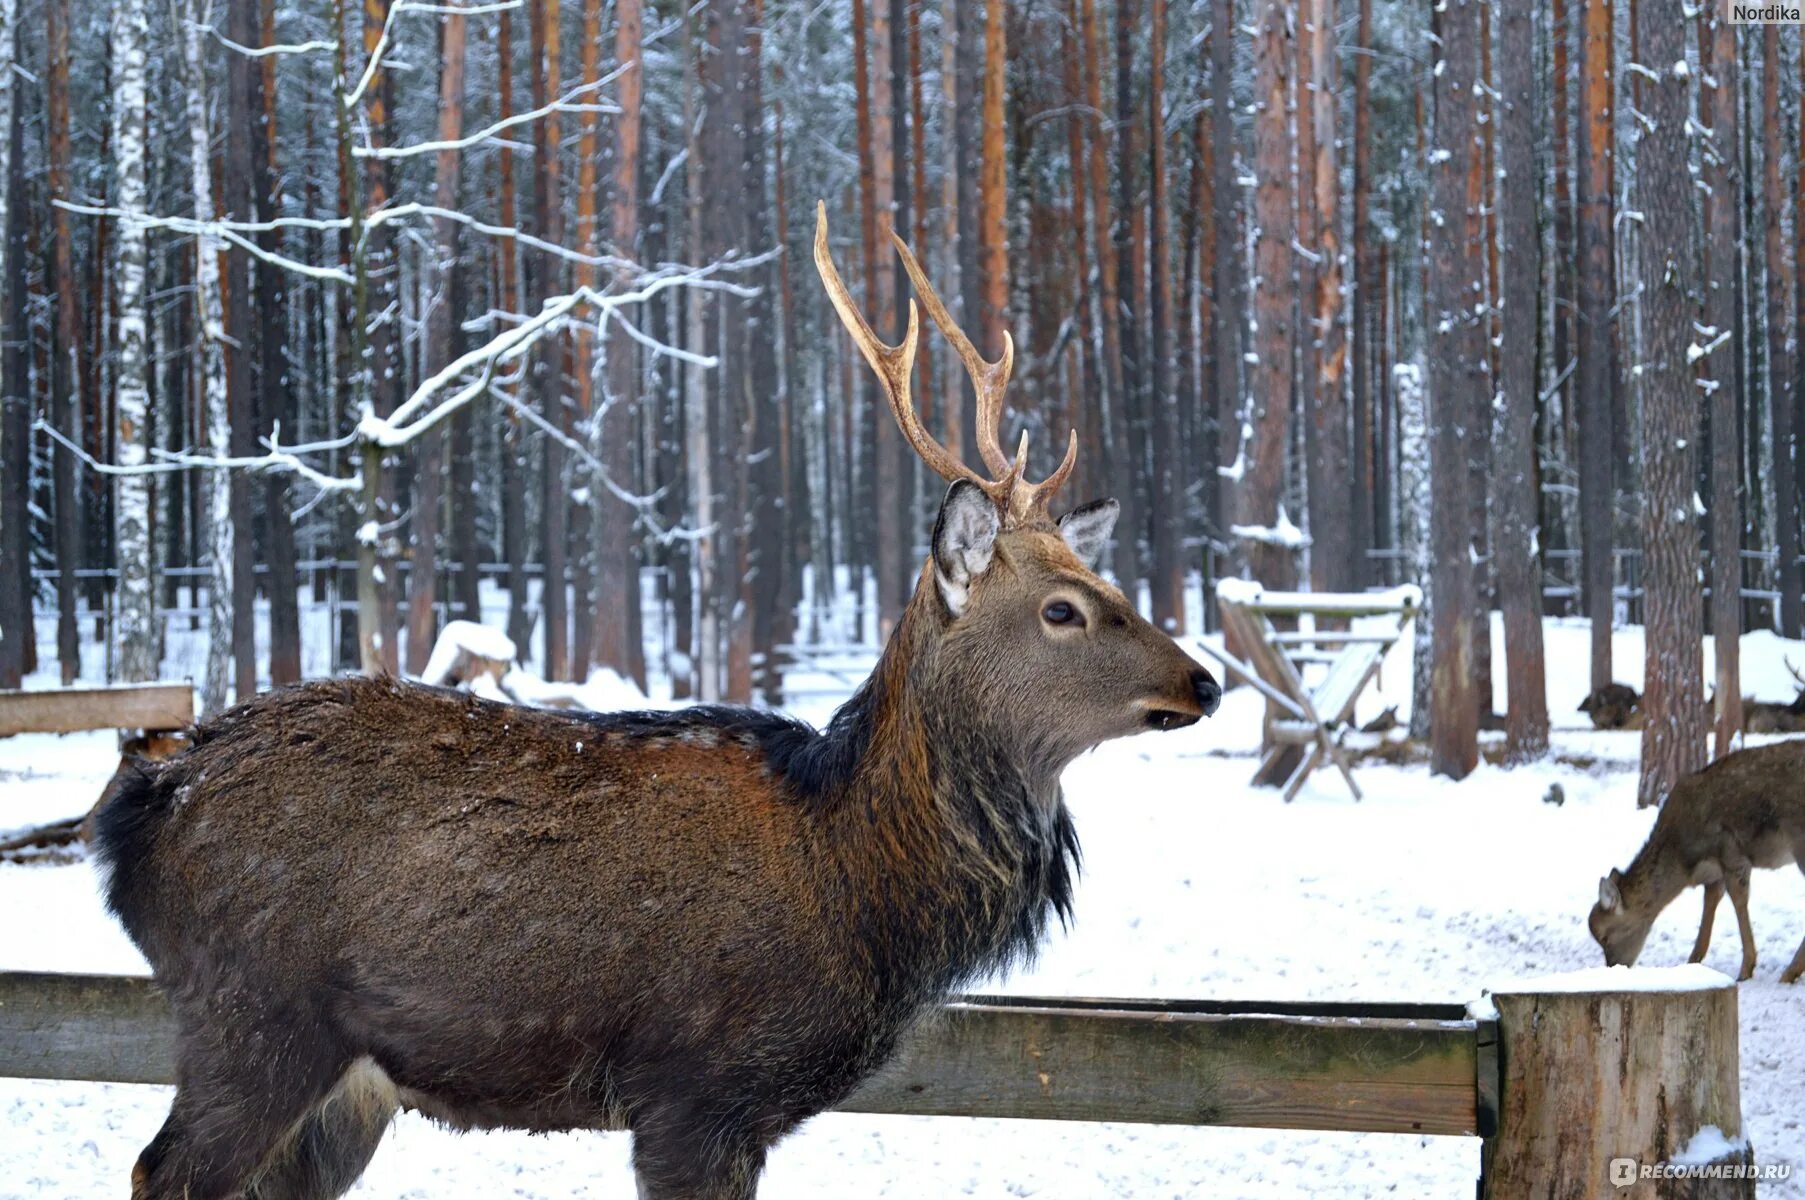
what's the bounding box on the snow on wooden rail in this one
[0,972,1482,1136]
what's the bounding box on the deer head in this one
[814,203,1218,759]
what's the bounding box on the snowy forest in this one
[0,0,1801,812]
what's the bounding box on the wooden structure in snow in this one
[1200,580,1418,801]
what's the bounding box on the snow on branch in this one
[202,24,336,58]
[53,200,356,284]
[354,68,621,160]
[362,256,770,448]
[35,418,358,497]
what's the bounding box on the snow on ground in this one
[3,614,1803,1197]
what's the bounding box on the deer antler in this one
[813,201,1078,528]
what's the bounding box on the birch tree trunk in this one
[111,0,155,683]
[1496,0,1549,761]
[181,0,233,712]
[1634,0,1704,810]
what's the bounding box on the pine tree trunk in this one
[596,0,647,690]
[0,2,22,689]
[1577,0,1617,681]
[1079,0,1137,586]
[1349,0,1374,587]
[531,0,568,680]
[1768,27,1803,639]
[255,1,299,686]
[1210,0,1241,593]
[1427,0,1482,780]
[496,8,531,659]
[1305,0,1348,593]
[1702,7,1743,758]
[568,0,603,684]
[1634,0,1704,809]
[869,0,906,632]
[1551,0,1575,563]
[404,5,466,677]
[1147,0,1182,632]
[1241,0,1296,590]
[1496,0,1548,762]
[46,0,81,685]
[110,0,155,683]
[979,0,1009,359]
[225,0,264,697]
[361,0,401,675]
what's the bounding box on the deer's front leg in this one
[1689,881,1725,964]
[1724,867,1757,982]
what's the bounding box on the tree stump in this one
[1482,965,1753,1199]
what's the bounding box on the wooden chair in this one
[1199,582,1418,801]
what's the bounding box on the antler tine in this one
[815,203,977,490]
[888,231,1017,476]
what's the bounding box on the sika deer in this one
[94,204,1219,1200]
[1588,739,1805,983]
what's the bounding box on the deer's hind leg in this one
[1723,864,1759,982]
[1783,850,1805,984]
[241,1058,398,1200]
[132,1008,352,1200]
[1689,881,1725,964]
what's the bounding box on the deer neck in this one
[816,576,1078,992]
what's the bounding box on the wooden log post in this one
[1481,966,1753,1199]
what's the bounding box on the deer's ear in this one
[932,480,1000,616]
[1598,873,1622,911]
[1058,499,1119,570]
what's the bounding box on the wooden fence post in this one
[1481,965,1752,1199]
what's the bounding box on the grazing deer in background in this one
[94,202,1219,1200]
[1589,739,1805,984]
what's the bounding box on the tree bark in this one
[1147,0,1181,633]
[361,0,401,675]
[1426,0,1482,781]
[404,6,467,677]
[253,0,298,686]
[531,0,568,680]
[1577,0,1617,682]
[1079,0,1136,586]
[978,0,1009,360]
[1633,1,1705,810]
[1483,972,1750,1199]
[1304,0,1348,593]
[1495,0,1548,762]
[496,7,531,659]
[1240,0,1296,590]
[0,7,22,690]
[1702,8,1743,758]
[1349,0,1374,587]
[1211,0,1241,593]
[596,0,647,690]
[110,0,154,683]
[183,0,233,709]
[568,0,604,683]
[46,0,82,685]
[1766,27,1801,639]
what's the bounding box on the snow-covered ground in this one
[3,614,1802,1197]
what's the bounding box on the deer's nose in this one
[1191,669,1221,717]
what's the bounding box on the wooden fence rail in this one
[0,972,1484,1136]
[0,970,1755,1197]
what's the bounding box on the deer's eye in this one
[1042,600,1081,626]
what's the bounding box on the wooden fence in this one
[0,968,1758,1196]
